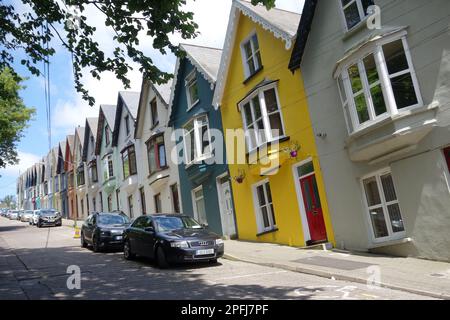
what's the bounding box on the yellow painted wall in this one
[219,13,335,247]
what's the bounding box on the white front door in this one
[218,179,237,238]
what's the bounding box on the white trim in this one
[191,185,206,224]
[240,30,262,79]
[251,178,276,234]
[338,0,372,32]
[216,172,235,237]
[185,70,200,111]
[183,114,212,166]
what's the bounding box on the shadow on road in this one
[0,225,28,232]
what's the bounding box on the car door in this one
[85,215,96,242]
[128,216,145,255]
[140,217,157,258]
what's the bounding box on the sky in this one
[0,0,304,199]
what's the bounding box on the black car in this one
[123,214,224,268]
[37,209,62,228]
[81,212,130,252]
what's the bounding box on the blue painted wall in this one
[170,58,229,236]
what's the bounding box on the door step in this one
[298,242,333,251]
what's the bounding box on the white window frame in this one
[183,115,212,165]
[192,185,206,224]
[252,179,277,234]
[240,31,262,79]
[337,32,423,134]
[360,168,406,243]
[338,0,373,32]
[185,70,199,110]
[239,82,286,152]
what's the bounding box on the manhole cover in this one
[293,256,376,271]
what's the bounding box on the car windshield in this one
[155,216,202,232]
[40,210,57,216]
[98,214,129,225]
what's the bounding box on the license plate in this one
[115,236,123,240]
[196,249,214,256]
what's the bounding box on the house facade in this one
[169,44,237,237]
[112,91,142,218]
[74,126,89,219]
[95,104,119,213]
[82,117,100,213]
[289,0,450,260]
[64,135,76,219]
[213,0,334,247]
[135,79,181,215]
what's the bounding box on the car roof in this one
[151,213,189,218]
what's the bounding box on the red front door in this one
[300,173,327,244]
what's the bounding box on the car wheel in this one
[156,246,169,269]
[92,236,101,253]
[81,233,87,248]
[123,240,135,260]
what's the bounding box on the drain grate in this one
[293,256,376,271]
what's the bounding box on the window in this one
[183,115,211,165]
[171,184,181,213]
[362,171,405,241]
[99,192,103,211]
[128,195,134,217]
[139,187,146,215]
[253,181,276,233]
[240,84,285,151]
[192,186,207,225]
[146,135,167,174]
[338,36,421,133]
[77,167,85,186]
[89,161,98,183]
[150,98,158,127]
[125,115,130,136]
[340,0,374,31]
[241,33,262,78]
[185,71,199,109]
[122,145,137,179]
[107,194,112,212]
[103,155,114,180]
[105,125,110,145]
[154,193,162,213]
[444,147,450,173]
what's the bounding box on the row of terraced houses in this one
[16,0,450,262]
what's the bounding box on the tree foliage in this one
[0,0,275,106]
[1,195,16,209]
[0,67,35,169]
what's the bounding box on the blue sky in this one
[0,0,304,199]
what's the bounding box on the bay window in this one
[183,115,211,165]
[362,170,405,242]
[146,134,167,174]
[122,145,137,179]
[337,35,422,133]
[240,84,285,152]
[340,0,374,31]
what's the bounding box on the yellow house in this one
[213,0,335,247]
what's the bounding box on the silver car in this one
[8,210,19,220]
[20,210,34,222]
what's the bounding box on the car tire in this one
[92,236,101,253]
[81,233,88,248]
[156,246,169,269]
[123,240,135,260]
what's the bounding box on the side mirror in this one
[144,227,155,233]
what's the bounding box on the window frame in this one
[240,31,263,79]
[337,32,423,134]
[360,168,406,243]
[338,0,374,32]
[124,115,130,136]
[238,82,286,152]
[185,70,200,110]
[76,166,85,186]
[105,125,110,146]
[252,179,277,234]
[170,183,181,213]
[146,134,167,175]
[192,185,207,225]
[121,145,137,179]
[139,187,146,215]
[154,193,161,213]
[89,161,98,183]
[150,98,159,127]
[183,115,212,165]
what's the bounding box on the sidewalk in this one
[223,240,450,299]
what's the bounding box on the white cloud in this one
[0,151,41,177]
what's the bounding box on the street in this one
[0,217,436,300]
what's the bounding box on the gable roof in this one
[112,91,141,146]
[288,0,318,72]
[75,126,85,149]
[154,80,173,105]
[95,104,117,155]
[82,117,98,162]
[212,0,301,109]
[86,117,99,139]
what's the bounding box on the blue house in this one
[168,44,237,238]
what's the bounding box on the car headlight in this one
[215,239,224,245]
[170,241,189,248]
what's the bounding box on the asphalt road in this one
[0,217,435,300]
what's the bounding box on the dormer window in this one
[185,71,199,110]
[337,35,422,133]
[241,33,262,79]
[150,98,158,127]
[125,115,130,136]
[340,0,374,31]
[105,125,110,145]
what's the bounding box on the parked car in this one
[8,210,20,220]
[30,210,40,225]
[123,214,224,268]
[35,209,62,228]
[20,210,34,222]
[81,212,130,252]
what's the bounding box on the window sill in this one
[187,100,200,112]
[184,154,213,169]
[147,167,169,179]
[243,66,264,85]
[256,227,279,237]
[150,121,160,131]
[246,136,290,158]
[368,237,413,249]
